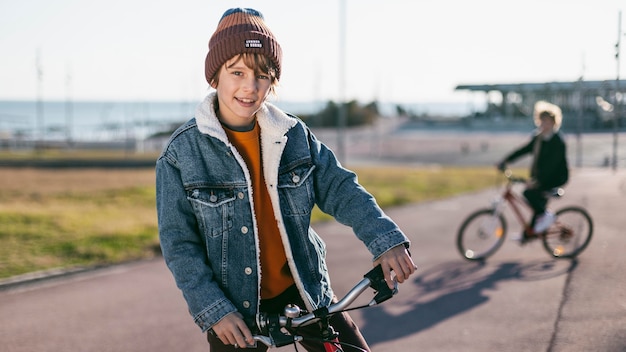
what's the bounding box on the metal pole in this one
[613,11,622,171]
[337,0,347,164]
[65,62,73,146]
[576,75,583,168]
[36,49,44,151]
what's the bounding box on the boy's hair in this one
[205,8,282,85]
[533,100,562,131]
[210,53,279,94]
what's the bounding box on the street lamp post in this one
[36,49,44,151]
[337,0,347,164]
[613,11,623,171]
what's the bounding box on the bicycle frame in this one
[497,171,566,237]
[499,180,536,236]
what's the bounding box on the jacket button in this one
[241,226,249,234]
[244,267,253,275]
[238,192,245,199]
[242,301,251,308]
[292,175,300,183]
[209,195,218,202]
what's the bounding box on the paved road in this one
[1,167,624,351]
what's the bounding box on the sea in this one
[0,99,476,143]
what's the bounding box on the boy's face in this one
[212,56,272,130]
[538,113,555,134]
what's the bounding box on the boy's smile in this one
[213,57,272,131]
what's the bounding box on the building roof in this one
[455,79,626,93]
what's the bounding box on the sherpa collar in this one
[195,92,297,142]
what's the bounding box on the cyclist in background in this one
[497,101,569,240]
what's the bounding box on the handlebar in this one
[251,264,398,348]
[500,168,527,184]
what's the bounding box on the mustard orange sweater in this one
[224,123,294,299]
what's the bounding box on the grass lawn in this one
[0,164,512,279]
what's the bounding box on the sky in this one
[0,0,624,107]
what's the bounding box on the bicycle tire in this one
[542,206,593,259]
[457,208,507,261]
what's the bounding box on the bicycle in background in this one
[249,265,397,351]
[456,169,593,261]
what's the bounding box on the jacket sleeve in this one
[303,125,410,259]
[503,135,535,163]
[156,154,238,332]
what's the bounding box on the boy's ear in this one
[209,67,219,88]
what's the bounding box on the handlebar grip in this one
[497,168,527,183]
[364,264,398,304]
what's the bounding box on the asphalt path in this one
[1,167,624,352]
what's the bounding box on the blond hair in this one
[533,100,562,131]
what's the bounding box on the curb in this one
[0,257,162,292]
[0,266,104,291]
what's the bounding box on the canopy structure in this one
[455,79,626,130]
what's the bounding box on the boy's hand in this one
[212,312,254,348]
[374,244,417,289]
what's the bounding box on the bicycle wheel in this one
[457,208,507,261]
[542,206,593,259]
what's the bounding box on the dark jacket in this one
[503,132,569,189]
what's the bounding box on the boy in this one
[497,101,569,239]
[156,8,416,351]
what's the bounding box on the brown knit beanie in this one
[205,8,282,84]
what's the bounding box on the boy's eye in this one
[257,74,270,80]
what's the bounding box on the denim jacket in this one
[156,93,410,332]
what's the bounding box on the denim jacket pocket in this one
[187,187,235,238]
[277,164,315,216]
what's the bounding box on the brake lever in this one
[364,264,398,305]
[255,312,299,347]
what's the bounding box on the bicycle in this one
[248,264,397,351]
[456,169,593,261]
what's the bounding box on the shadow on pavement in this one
[359,258,577,344]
